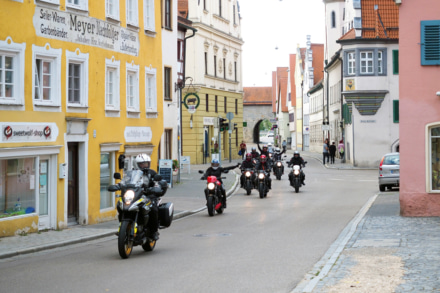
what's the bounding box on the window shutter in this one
[421,20,440,65]
[393,100,399,123]
[393,50,399,74]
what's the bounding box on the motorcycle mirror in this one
[107,185,120,192]
[198,170,204,174]
[113,172,121,180]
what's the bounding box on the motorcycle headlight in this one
[294,170,300,176]
[258,173,265,179]
[207,182,216,190]
[277,162,282,167]
[123,190,135,205]
[245,171,251,177]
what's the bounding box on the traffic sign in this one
[226,112,234,120]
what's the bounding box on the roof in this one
[243,87,272,105]
[276,67,289,113]
[289,54,296,107]
[311,44,324,85]
[338,0,399,41]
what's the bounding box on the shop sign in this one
[1,122,59,143]
[124,127,152,143]
[33,7,139,56]
[203,117,215,125]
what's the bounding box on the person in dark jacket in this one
[272,147,286,174]
[250,147,260,159]
[254,154,272,189]
[329,141,337,164]
[240,153,256,188]
[201,159,239,208]
[288,151,306,185]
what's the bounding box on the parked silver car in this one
[378,152,400,191]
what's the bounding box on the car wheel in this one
[379,185,385,192]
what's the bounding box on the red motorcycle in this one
[199,171,226,216]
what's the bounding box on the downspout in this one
[178,25,197,183]
[339,56,345,163]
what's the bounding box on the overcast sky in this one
[239,0,326,87]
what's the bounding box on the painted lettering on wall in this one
[34,7,139,56]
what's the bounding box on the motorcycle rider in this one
[273,147,286,174]
[288,151,306,185]
[257,143,273,169]
[201,159,239,208]
[250,147,260,159]
[240,153,256,188]
[134,153,165,240]
[254,154,272,189]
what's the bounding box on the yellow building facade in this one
[0,0,163,236]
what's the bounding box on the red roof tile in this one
[289,54,296,107]
[311,44,324,85]
[243,87,272,105]
[361,0,399,39]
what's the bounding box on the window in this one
[164,129,172,159]
[360,51,374,74]
[430,126,440,191]
[0,158,36,219]
[219,0,222,17]
[331,11,336,28]
[224,96,227,113]
[106,0,120,20]
[178,40,184,61]
[33,44,62,108]
[377,51,383,74]
[233,5,236,25]
[206,94,209,112]
[234,61,237,82]
[393,100,399,123]
[347,52,355,75]
[421,20,440,65]
[214,55,217,77]
[126,0,138,26]
[105,58,120,111]
[215,95,218,113]
[126,62,139,113]
[223,58,226,79]
[0,38,25,106]
[235,99,238,114]
[145,66,157,113]
[100,153,114,210]
[203,0,206,10]
[39,0,59,4]
[164,0,171,29]
[66,49,89,109]
[67,0,88,10]
[204,52,208,75]
[393,50,399,74]
[144,0,155,32]
[164,67,171,100]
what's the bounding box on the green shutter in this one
[393,50,399,74]
[393,100,399,123]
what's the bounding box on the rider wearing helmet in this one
[201,159,239,208]
[254,154,272,189]
[288,151,306,185]
[250,147,260,159]
[273,147,286,174]
[240,153,256,188]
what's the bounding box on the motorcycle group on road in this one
[107,143,307,259]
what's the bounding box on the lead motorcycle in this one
[241,168,254,195]
[199,170,227,216]
[108,170,174,259]
[288,162,307,193]
[255,169,269,198]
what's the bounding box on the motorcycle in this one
[255,169,269,199]
[288,162,307,193]
[199,170,227,216]
[241,168,254,195]
[108,170,174,259]
[273,160,283,180]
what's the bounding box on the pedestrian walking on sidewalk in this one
[282,140,287,152]
[338,140,345,161]
[239,140,247,159]
[329,141,336,164]
[323,139,330,164]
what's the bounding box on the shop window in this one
[145,66,157,113]
[105,58,120,112]
[100,153,114,210]
[66,49,89,110]
[144,0,156,32]
[126,62,139,113]
[126,0,138,26]
[430,126,440,191]
[0,158,36,219]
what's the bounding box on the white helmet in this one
[274,147,281,153]
[135,153,151,169]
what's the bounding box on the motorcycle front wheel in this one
[207,196,215,216]
[118,221,134,259]
[259,183,265,199]
[246,181,252,195]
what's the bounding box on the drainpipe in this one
[339,56,345,163]
[178,25,197,183]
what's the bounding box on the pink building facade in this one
[399,0,440,216]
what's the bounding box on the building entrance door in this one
[68,142,79,225]
[38,156,52,230]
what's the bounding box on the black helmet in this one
[294,151,300,158]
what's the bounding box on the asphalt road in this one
[0,159,378,293]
